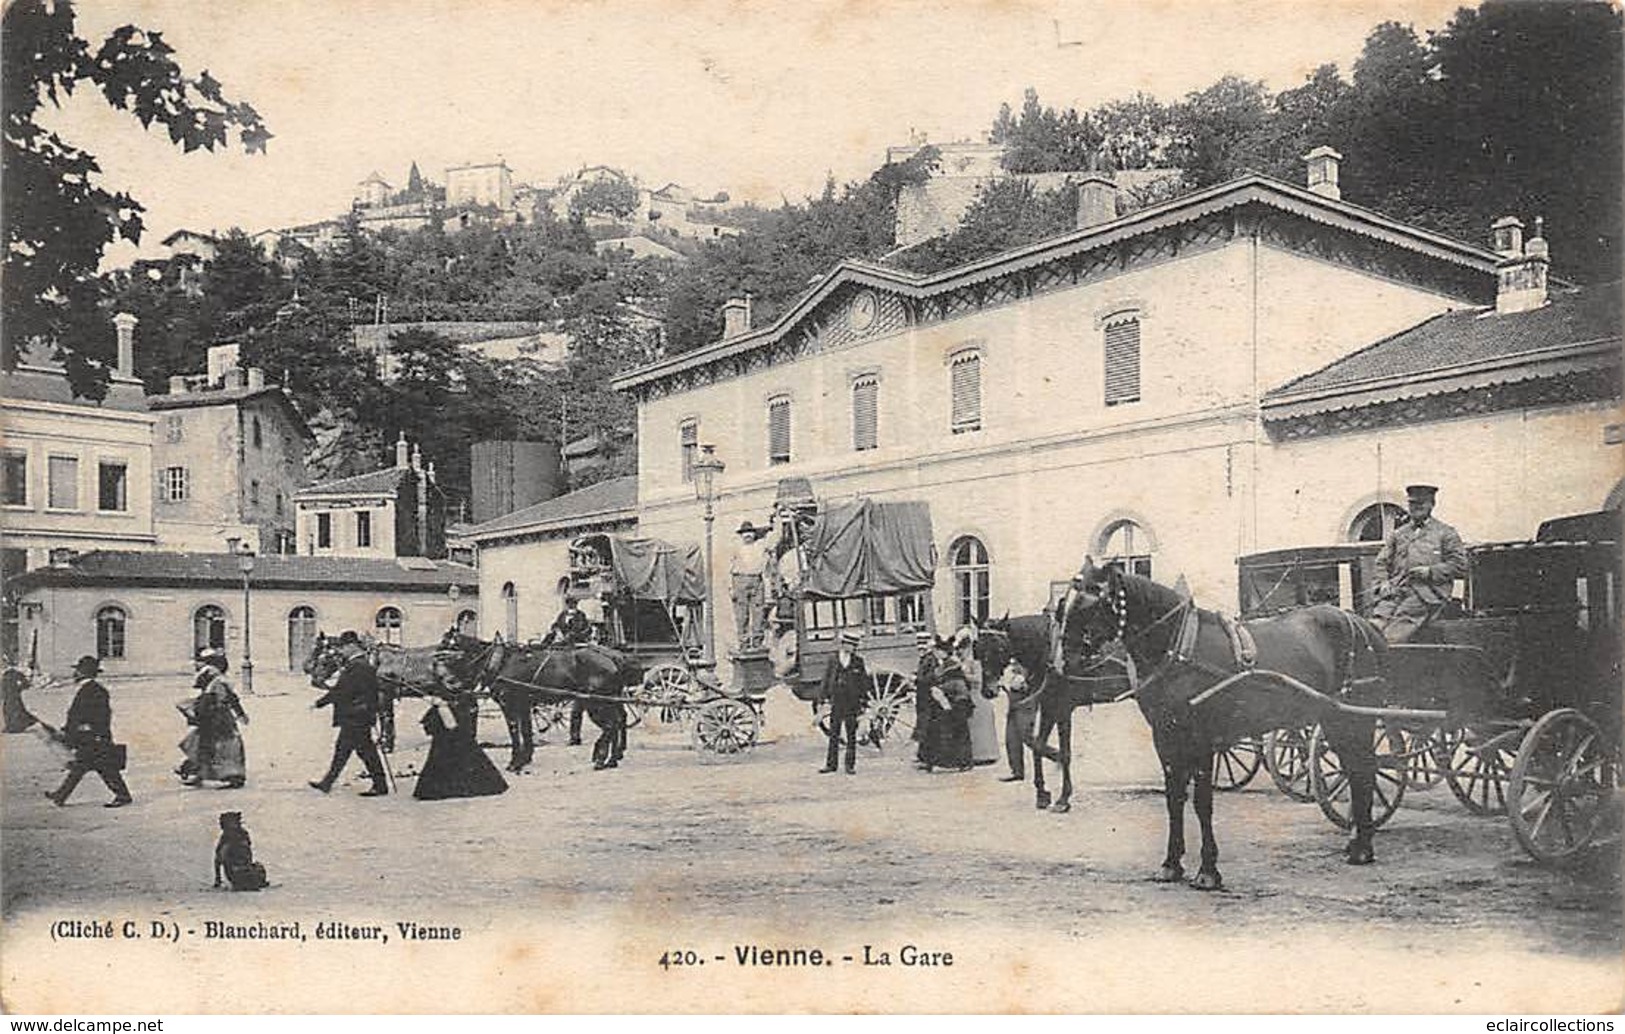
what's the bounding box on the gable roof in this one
[146,384,313,439]
[464,475,636,543]
[11,551,478,595]
[1,364,151,414]
[612,171,1505,395]
[294,465,412,500]
[161,229,217,246]
[1263,284,1621,417]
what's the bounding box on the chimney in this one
[1496,215,1549,315]
[112,312,137,377]
[1491,216,1524,258]
[1075,173,1119,230]
[427,461,436,484]
[411,443,423,472]
[246,367,265,390]
[169,375,188,395]
[1301,146,1343,200]
[722,297,751,339]
[395,432,410,469]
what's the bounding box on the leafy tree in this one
[2,0,269,397]
[569,176,642,219]
[892,178,1077,274]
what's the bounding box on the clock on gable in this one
[848,289,879,334]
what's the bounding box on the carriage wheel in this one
[643,663,698,724]
[1308,723,1406,831]
[532,700,571,739]
[1211,737,1264,792]
[1264,727,1315,802]
[1508,709,1619,865]
[1441,726,1517,816]
[692,699,760,756]
[1399,728,1447,791]
[863,670,916,748]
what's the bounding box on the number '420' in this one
[659,949,700,969]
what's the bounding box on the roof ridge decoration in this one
[613,171,1504,401]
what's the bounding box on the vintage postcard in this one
[2,0,1620,1016]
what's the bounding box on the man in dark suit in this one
[819,629,869,775]
[309,632,389,796]
[1372,484,1468,643]
[46,656,133,808]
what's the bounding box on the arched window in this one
[193,604,227,653]
[949,535,990,627]
[457,609,479,636]
[375,606,404,646]
[287,606,317,671]
[95,605,127,659]
[1349,502,1406,543]
[501,581,519,640]
[1099,519,1154,578]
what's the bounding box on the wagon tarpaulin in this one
[800,499,936,597]
[606,536,707,603]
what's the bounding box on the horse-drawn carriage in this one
[732,481,937,749]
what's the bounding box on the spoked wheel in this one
[1211,737,1264,791]
[862,669,915,748]
[1398,727,1448,791]
[532,699,572,740]
[1308,722,1406,830]
[1264,726,1316,802]
[1441,725,1518,816]
[643,663,699,723]
[692,698,760,756]
[1508,709,1620,865]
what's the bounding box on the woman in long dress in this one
[928,646,974,772]
[178,649,248,788]
[956,632,1000,766]
[414,689,508,801]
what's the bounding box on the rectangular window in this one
[249,479,260,509]
[2,450,27,506]
[47,456,79,510]
[164,466,189,502]
[852,376,878,451]
[164,414,184,443]
[356,511,372,548]
[98,461,128,512]
[1104,317,1141,405]
[768,397,791,466]
[275,491,284,517]
[950,353,982,433]
[679,420,698,483]
[316,512,333,549]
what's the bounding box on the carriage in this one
[1235,512,1622,865]
[559,532,763,754]
[730,479,936,749]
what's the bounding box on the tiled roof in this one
[11,551,478,594]
[295,466,411,499]
[464,476,637,541]
[1265,285,1621,408]
[1,365,150,414]
[146,384,313,438]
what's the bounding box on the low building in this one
[293,435,446,559]
[12,550,478,682]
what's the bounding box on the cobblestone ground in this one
[2,673,1618,1013]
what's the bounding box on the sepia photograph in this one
[1,0,1620,1016]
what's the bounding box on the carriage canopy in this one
[799,499,936,598]
[574,534,707,604]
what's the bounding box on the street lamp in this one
[691,444,726,665]
[236,548,256,695]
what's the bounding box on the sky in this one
[45,0,1472,265]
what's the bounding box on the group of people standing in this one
[909,629,1001,773]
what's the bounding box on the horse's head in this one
[973,625,1013,679]
[1056,556,1126,673]
[302,632,347,687]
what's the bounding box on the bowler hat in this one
[735,520,760,537]
[1405,484,1439,500]
[73,655,100,677]
[194,648,229,672]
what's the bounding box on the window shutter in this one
[1104,318,1141,405]
[852,377,878,451]
[950,353,981,432]
[679,420,698,482]
[768,398,791,465]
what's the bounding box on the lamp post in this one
[691,444,726,665]
[236,548,256,695]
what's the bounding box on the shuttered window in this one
[852,376,878,451]
[950,352,981,433]
[767,396,791,465]
[679,420,698,482]
[1104,316,1141,405]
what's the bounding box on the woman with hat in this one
[955,627,1000,767]
[46,656,133,808]
[912,631,940,769]
[819,629,869,775]
[177,648,249,789]
[927,637,974,773]
[413,684,508,801]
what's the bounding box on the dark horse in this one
[1054,558,1388,889]
[302,632,443,752]
[974,614,1130,813]
[439,632,641,772]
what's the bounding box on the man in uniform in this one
[730,522,771,650]
[1371,484,1468,644]
[546,595,593,649]
[309,631,389,796]
[46,656,133,808]
[819,630,869,775]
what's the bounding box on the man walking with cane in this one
[309,631,390,796]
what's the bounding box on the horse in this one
[974,615,1130,813]
[1054,557,1388,889]
[440,632,642,772]
[301,632,447,752]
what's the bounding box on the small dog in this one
[213,812,269,891]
